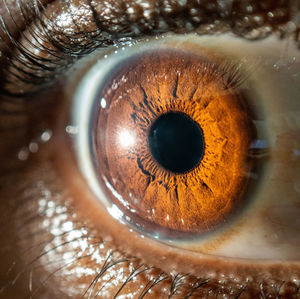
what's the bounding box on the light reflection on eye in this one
[0,0,300,298]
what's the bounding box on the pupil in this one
[148,112,204,174]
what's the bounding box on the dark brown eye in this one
[88,48,258,235]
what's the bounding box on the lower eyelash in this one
[0,156,292,298]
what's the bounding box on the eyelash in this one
[0,0,297,98]
[0,1,299,297]
[0,2,108,96]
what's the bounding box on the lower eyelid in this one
[50,98,299,281]
[1,152,298,299]
[0,155,250,298]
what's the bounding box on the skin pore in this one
[0,0,299,298]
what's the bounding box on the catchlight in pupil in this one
[91,46,260,236]
[148,112,204,174]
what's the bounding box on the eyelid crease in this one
[0,0,298,97]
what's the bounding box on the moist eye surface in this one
[75,42,261,237]
[71,33,300,260]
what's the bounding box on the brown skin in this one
[0,0,299,298]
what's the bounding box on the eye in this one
[63,33,300,261]
[1,1,300,298]
[73,37,257,236]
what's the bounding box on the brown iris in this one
[92,49,256,234]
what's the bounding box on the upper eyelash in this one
[0,0,298,97]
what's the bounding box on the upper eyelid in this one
[0,0,297,51]
[0,0,299,97]
[1,0,296,36]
